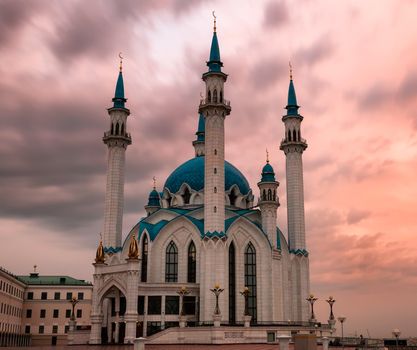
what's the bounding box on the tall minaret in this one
[279,66,307,252]
[257,152,280,249]
[199,15,231,235]
[102,56,132,250]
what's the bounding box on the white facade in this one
[90,27,311,345]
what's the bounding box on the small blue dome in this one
[148,189,161,207]
[261,162,276,182]
[164,157,251,195]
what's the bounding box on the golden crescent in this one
[212,11,216,19]
[119,52,123,60]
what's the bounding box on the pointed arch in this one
[288,130,291,141]
[298,130,301,141]
[141,234,148,282]
[187,241,196,283]
[267,189,272,201]
[121,123,125,136]
[220,90,223,103]
[229,187,238,206]
[115,122,120,135]
[244,242,257,322]
[213,89,218,103]
[111,123,114,135]
[183,187,191,205]
[165,241,178,282]
[208,90,212,103]
[293,129,297,142]
[262,189,267,201]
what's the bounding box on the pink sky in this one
[1,0,416,338]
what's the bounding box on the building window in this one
[76,309,82,318]
[244,242,257,322]
[147,296,161,315]
[53,309,59,318]
[187,241,196,283]
[214,167,217,174]
[40,309,46,318]
[52,325,58,334]
[65,309,71,318]
[137,296,145,315]
[78,292,84,300]
[25,325,30,334]
[41,292,47,300]
[147,322,161,337]
[229,242,236,324]
[54,292,60,300]
[183,296,196,315]
[39,325,44,334]
[64,325,69,333]
[26,309,32,318]
[165,241,178,282]
[183,187,191,204]
[141,235,148,282]
[66,292,72,300]
[27,292,33,300]
[165,296,179,315]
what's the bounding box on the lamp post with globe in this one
[306,294,318,323]
[337,316,346,349]
[392,329,401,350]
[326,296,336,333]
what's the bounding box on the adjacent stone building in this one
[89,18,311,345]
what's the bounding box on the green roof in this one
[17,274,92,286]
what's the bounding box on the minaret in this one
[257,152,280,248]
[199,14,231,235]
[102,56,132,250]
[145,177,161,216]
[192,113,205,157]
[279,65,307,252]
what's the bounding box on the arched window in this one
[288,130,291,141]
[187,241,196,283]
[244,242,257,322]
[214,149,217,155]
[214,168,217,174]
[298,130,301,141]
[121,123,124,136]
[262,189,267,201]
[111,123,114,135]
[267,189,272,201]
[183,187,191,205]
[213,89,218,103]
[293,129,297,142]
[214,187,217,193]
[214,206,217,213]
[141,235,148,282]
[273,190,276,201]
[115,123,120,135]
[220,90,223,103]
[208,90,212,103]
[165,241,178,282]
[229,242,236,324]
[229,189,237,206]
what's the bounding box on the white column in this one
[125,260,139,343]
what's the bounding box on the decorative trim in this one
[104,246,123,254]
[289,248,309,257]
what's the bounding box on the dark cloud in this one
[398,72,417,101]
[347,209,371,225]
[295,37,334,67]
[263,1,289,29]
[249,57,287,89]
[358,85,392,109]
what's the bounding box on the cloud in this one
[347,209,371,225]
[249,56,287,89]
[263,1,289,29]
[295,37,334,67]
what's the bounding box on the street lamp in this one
[392,328,401,350]
[240,287,250,316]
[69,297,79,321]
[326,296,336,333]
[338,316,346,349]
[177,286,190,316]
[306,294,318,322]
[210,284,224,315]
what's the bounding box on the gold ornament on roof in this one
[95,239,105,264]
[212,11,217,32]
[119,52,123,72]
[128,234,139,259]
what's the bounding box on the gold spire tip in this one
[118,52,123,72]
[289,61,293,80]
[212,11,217,32]
[266,148,269,163]
[153,176,156,189]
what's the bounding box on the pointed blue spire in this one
[196,113,205,141]
[286,65,299,116]
[112,55,127,109]
[207,14,223,72]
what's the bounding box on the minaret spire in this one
[101,55,132,250]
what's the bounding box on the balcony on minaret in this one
[103,130,132,145]
[199,96,231,111]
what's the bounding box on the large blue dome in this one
[164,157,251,195]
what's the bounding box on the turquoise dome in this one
[147,189,161,207]
[164,156,250,195]
[261,162,276,182]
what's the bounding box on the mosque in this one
[89,18,311,344]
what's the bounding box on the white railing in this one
[199,98,231,106]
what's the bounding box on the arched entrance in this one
[100,285,127,344]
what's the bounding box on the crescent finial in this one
[119,52,123,72]
[212,11,217,32]
[289,61,293,80]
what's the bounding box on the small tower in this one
[145,178,161,216]
[199,14,231,236]
[102,56,132,250]
[257,153,280,248]
[192,113,205,157]
[279,65,308,252]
